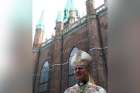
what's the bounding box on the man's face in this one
[74,61,89,81]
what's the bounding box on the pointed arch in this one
[39,61,49,93]
[68,47,79,87]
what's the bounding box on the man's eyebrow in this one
[77,65,87,66]
[74,65,87,68]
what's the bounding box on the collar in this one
[78,80,88,86]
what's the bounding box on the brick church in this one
[32,0,108,93]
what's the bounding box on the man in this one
[64,50,106,93]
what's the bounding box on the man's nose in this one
[75,68,79,72]
[75,67,81,72]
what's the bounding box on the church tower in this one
[32,10,45,93]
[33,10,45,48]
[86,0,96,15]
[55,10,64,37]
[63,0,78,25]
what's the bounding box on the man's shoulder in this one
[95,85,106,92]
[87,83,106,93]
[64,84,79,93]
[90,85,106,93]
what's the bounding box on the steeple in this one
[55,10,64,37]
[56,10,63,22]
[33,10,45,48]
[68,0,76,10]
[86,0,96,15]
[63,0,78,23]
[36,10,45,29]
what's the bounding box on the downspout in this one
[96,14,108,90]
[60,30,64,93]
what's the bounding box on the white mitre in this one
[71,50,92,67]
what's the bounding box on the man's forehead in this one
[74,64,87,68]
[75,60,88,65]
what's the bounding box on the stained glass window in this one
[39,61,49,93]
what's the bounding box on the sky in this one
[33,0,104,42]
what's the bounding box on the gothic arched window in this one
[68,47,79,87]
[39,61,49,93]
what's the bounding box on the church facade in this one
[32,0,108,93]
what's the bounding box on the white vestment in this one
[64,82,106,93]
